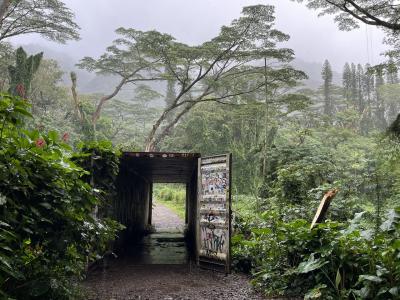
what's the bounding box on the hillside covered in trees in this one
[0,0,399,299]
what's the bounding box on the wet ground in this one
[84,264,266,300]
[122,232,188,265]
[84,202,267,300]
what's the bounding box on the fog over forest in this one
[11,0,387,70]
[1,1,399,299]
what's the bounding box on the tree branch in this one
[92,77,127,124]
[326,0,400,30]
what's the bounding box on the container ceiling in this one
[121,152,200,183]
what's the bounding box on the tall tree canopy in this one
[0,0,80,43]
[77,28,166,132]
[79,5,307,150]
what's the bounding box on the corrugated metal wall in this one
[186,170,198,258]
[115,168,151,245]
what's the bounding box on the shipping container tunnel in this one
[114,152,200,264]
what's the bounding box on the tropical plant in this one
[8,47,43,98]
[0,93,122,299]
[233,207,400,299]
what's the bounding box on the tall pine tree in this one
[322,59,333,116]
[342,62,352,103]
[356,64,365,113]
[350,63,357,105]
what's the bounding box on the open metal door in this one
[197,154,232,273]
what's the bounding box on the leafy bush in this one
[0,93,122,299]
[233,207,400,299]
[72,140,121,219]
[154,184,186,203]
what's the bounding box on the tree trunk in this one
[145,103,194,152]
[145,133,156,152]
[70,72,84,122]
[263,126,278,176]
[144,111,168,152]
[92,77,127,132]
[310,189,338,229]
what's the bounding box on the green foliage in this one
[78,5,307,150]
[0,0,80,43]
[0,93,121,299]
[154,184,186,203]
[233,207,400,299]
[153,184,186,219]
[100,86,162,149]
[0,3,397,299]
[0,42,14,91]
[73,140,121,219]
[379,83,400,122]
[30,59,68,112]
[8,47,43,98]
[229,118,399,298]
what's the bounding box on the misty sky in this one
[10,0,388,72]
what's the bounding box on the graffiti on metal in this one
[199,157,230,261]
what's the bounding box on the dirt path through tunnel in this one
[84,264,266,300]
[84,202,267,299]
[152,201,184,232]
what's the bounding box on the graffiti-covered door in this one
[197,154,232,273]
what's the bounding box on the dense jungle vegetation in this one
[0,0,399,299]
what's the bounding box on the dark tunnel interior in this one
[113,152,201,264]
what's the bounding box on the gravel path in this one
[84,264,267,300]
[84,202,267,299]
[152,201,185,232]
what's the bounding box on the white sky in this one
[9,0,388,72]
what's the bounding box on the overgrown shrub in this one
[72,140,121,219]
[0,93,121,299]
[233,208,400,299]
[154,184,185,203]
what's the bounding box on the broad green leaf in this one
[380,209,399,232]
[358,275,383,283]
[297,254,329,274]
[389,287,399,296]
